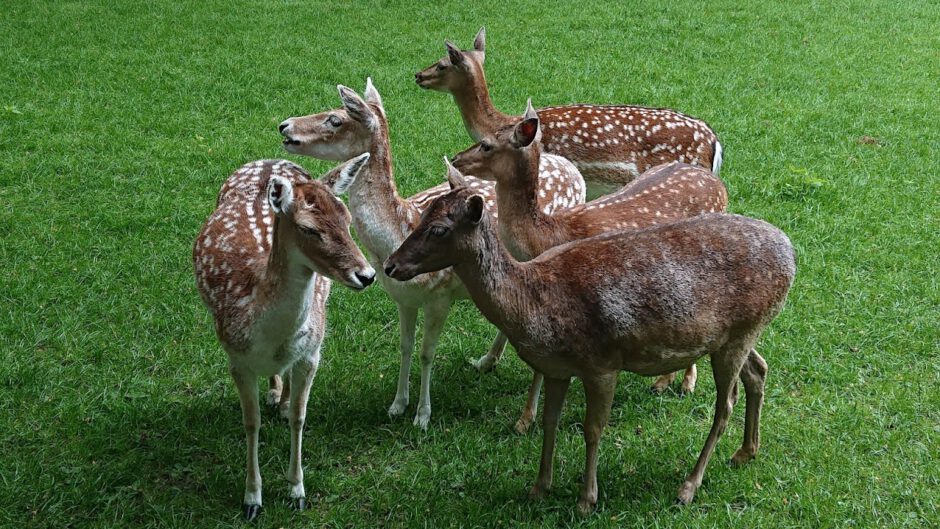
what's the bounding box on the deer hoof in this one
[514,417,533,435]
[243,503,262,521]
[471,355,496,373]
[388,399,407,417]
[291,497,306,511]
[265,389,281,407]
[528,484,548,500]
[676,481,697,505]
[577,498,596,516]
[730,448,756,467]
[413,407,431,430]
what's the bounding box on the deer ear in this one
[514,99,541,147]
[445,40,465,67]
[321,152,370,196]
[464,194,485,224]
[337,85,376,128]
[444,156,467,189]
[268,176,295,214]
[473,27,486,57]
[363,77,385,116]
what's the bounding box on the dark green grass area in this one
[1,1,938,527]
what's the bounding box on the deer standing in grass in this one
[451,100,728,432]
[193,155,375,520]
[416,27,722,197]
[278,79,585,428]
[384,184,795,512]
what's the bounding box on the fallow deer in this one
[383,184,795,512]
[278,79,585,428]
[451,100,728,432]
[193,155,375,520]
[415,27,722,197]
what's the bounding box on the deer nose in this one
[383,263,396,278]
[355,269,376,288]
[278,121,290,134]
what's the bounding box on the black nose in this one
[278,122,289,134]
[383,264,395,277]
[356,271,375,287]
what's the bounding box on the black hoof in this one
[292,497,306,511]
[243,503,262,521]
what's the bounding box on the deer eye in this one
[327,115,342,127]
[299,225,322,239]
[429,225,450,237]
[436,63,446,71]
[480,142,492,152]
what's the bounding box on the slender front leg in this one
[681,364,698,395]
[677,347,747,505]
[266,375,283,407]
[389,305,418,417]
[414,301,451,429]
[286,351,320,511]
[472,332,508,372]
[515,371,544,434]
[230,367,262,521]
[277,369,292,419]
[530,376,571,499]
[578,374,617,514]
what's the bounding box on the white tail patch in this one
[711,141,723,175]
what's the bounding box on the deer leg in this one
[680,364,698,396]
[529,376,571,499]
[278,369,292,419]
[389,305,418,417]
[265,375,282,407]
[731,349,768,466]
[650,371,677,394]
[578,374,617,515]
[230,367,263,521]
[414,301,451,430]
[677,346,748,505]
[472,332,508,373]
[285,350,320,511]
[515,371,543,435]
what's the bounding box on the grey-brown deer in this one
[193,155,375,520]
[450,100,728,432]
[383,183,795,512]
[278,79,585,428]
[416,27,722,197]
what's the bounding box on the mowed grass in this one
[1,1,938,527]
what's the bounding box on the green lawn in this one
[1,1,938,527]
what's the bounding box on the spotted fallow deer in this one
[450,100,728,432]
[193,155,376,520]
[384,184,795,512]
[277,79,584,428]
[415,27,723,197]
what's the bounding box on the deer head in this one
[414,27,486,92]
[451,99,541,181]
[384,185,485,282]
[279,79,385,161]
[270,153,376,289]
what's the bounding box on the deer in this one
[383,182,796,513]
[450,100,729,432]
[415,27,723,198]
[193,155,376,520]
[277,79,585,428]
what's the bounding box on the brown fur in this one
[384,188,795,511]
[416,28,721,193]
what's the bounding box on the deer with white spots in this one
[193,155,376,520]
[383,185,795,512]
[278,79,584,428]
[450,100,728,432]
[415,27,723,197]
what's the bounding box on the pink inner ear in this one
[520,120,537,141]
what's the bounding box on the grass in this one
[1,0,938,527]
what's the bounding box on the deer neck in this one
[452,216,540,335]
[255,217,318,335]
[496,149,565,259]
[346,124,418,263]
[451,64,511,141]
